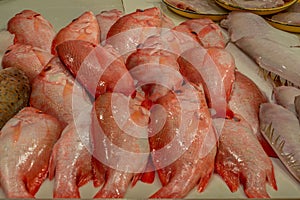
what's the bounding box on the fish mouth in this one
[261,123,300,182]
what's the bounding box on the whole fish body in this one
[91,92,150,198]
[149,83,217,198]
[0,67,30,129]
[215,115,277,198]
[0,107,62,198]
[49,123,93,198]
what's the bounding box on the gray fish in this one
[295,95,300,121]
[259,103,300,182]
[222,12,300,87]
[273,86,300,114]
[0,67,30,129]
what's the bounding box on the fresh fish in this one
[228,71,276,157]
[271,13,300,26]
[7,10,55,52]
[48,123,93,198]
[222,0,284,8]
[140,28,199,59]
[56,40,135,98]
[221,12,300,87]
[235,37,300,87]
[106,7,168,59]
[288,1,300,12]
[51,11,100,54]
[271,1,300,25]
[149,84,217,198]
[0,30,14,65]
[164,0,228,14]
[91,92,150,198]
[96,9,123,43]
[30,56,91,127]
[178,47,235,118]
[295,95,300,121]
[2,44,53,82]
[0,107,62,198]
[221,11,300,46]
[215,115,277,198]
[260,103,300,182]
[126,46,182,102]
[174,18,227,49]
[225,42,275,100]
[0,67,30,129]
[273,86,300,114]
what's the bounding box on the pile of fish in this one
[0,6,299,199]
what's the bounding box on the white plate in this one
[0,0,300,198]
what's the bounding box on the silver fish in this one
[260,103,300,182]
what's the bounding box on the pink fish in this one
[7,10,55,52]
[126,46,182,102]
[106,7,168,59]
[178,47,235,118]
[30,56,91,127]
[2,44,53,83]
[149,84,217,198]
[56,40,135,99]
[0,107,62,198]
[215,115,277,198]
[228,71,276,157]
[51,11,100,54]
[91,92,150,198]
[49,123,93,198]
[96,9,123,43]
[174,18,226,49]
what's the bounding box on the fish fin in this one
[92,157,105,187]
[267,166,278,191]
[139,171,155,184]
[157,168,171,186]
[139,157,156,184]
[215,163,240,192]
[26,170,48,196]
[197,170,213,192]
[48,144,58,180]
[131,174,141,187]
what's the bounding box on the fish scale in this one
[0,67,30,129]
